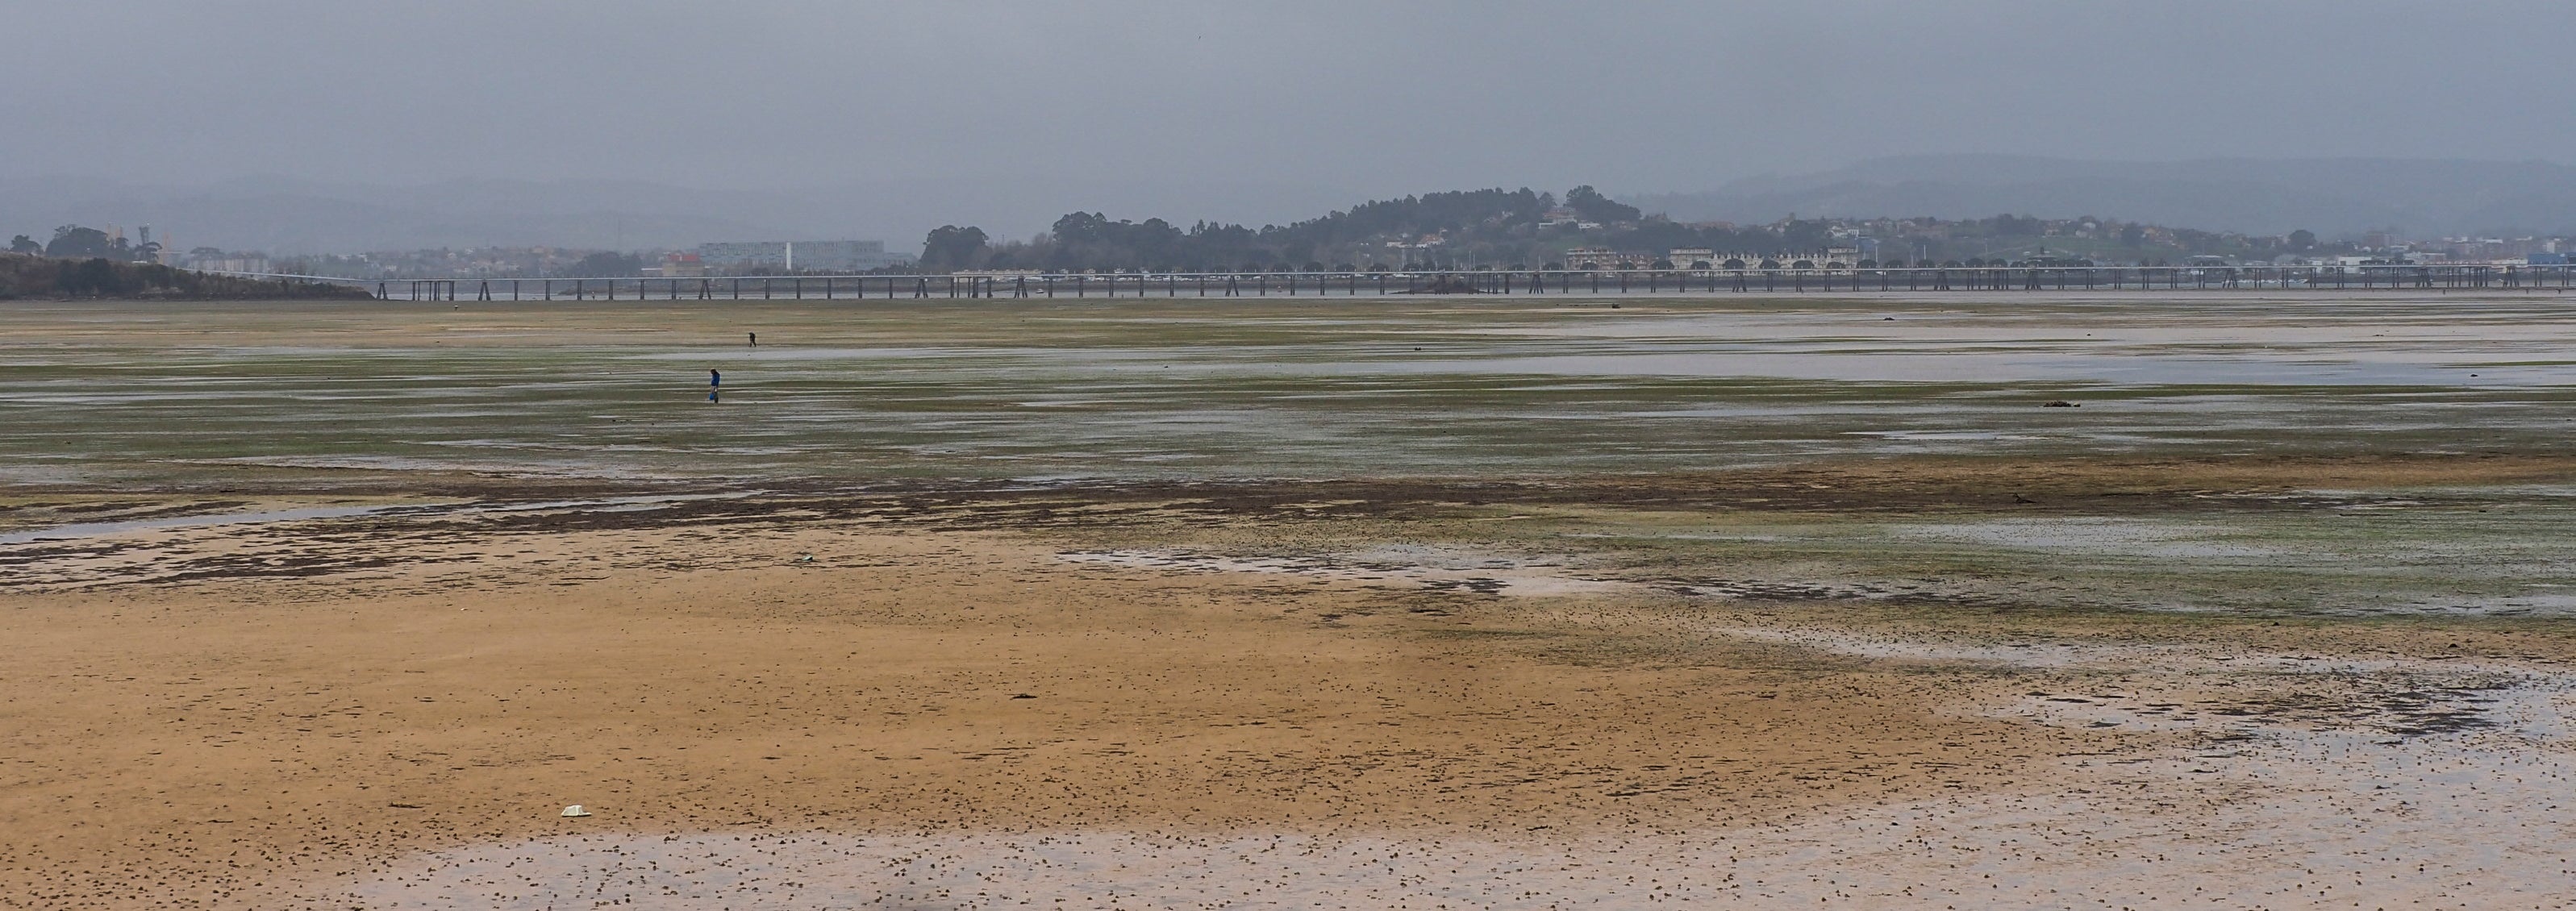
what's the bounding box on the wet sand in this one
[0,497,2068,908]
[4,459,2575,909]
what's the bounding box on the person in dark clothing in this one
[709,369,721,403]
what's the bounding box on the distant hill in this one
[0,175,1348,256]
[1628,155,2576,238]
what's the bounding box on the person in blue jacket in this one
[709,369,721,403]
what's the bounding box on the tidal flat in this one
[2,292,2573,483]
[2,293,2574,909]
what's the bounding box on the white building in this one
[185,252,271,274]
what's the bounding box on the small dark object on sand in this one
[1010,693,1038,700]
[2042,400,2078,407]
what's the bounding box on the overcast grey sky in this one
[8,1,2573,196]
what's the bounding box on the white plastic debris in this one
[561,805,591,817]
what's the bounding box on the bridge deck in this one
[209,265,2576,302]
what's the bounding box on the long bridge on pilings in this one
[221,264,2576,302]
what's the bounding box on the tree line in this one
[0,254,370,300]
[6,226,165,262]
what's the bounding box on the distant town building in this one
[657,252,707,277]
[695,240,910,272]
[1561,248,1624,268]
[185,251,271,274]
[1565,247,1856,269]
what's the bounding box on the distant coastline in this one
[0,253,371,301]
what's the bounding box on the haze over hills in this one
[0,175,1351,256]
[10,156,2574,256]
[1628,156,2576,239]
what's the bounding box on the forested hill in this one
[0,254,371,300]
[918,185,1840,272]
[1023,188,1554,272]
